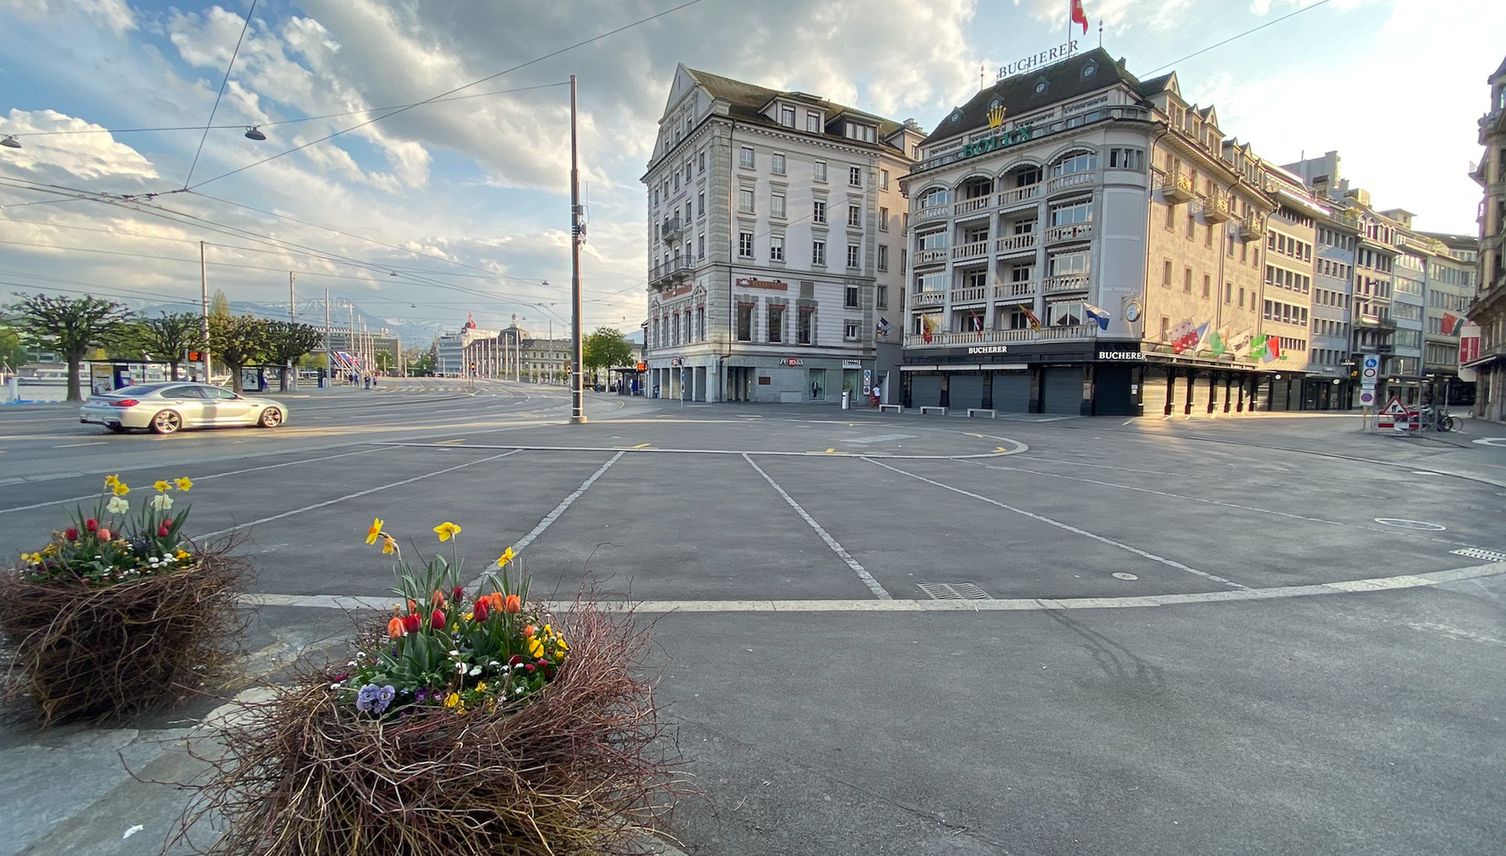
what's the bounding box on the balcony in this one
[1237,215,1267,241]
[914,247,948,266]
[951,240,989,262]
[911,290,945,308]
[1037,323,1098,340]
[953,196,992,218]
[660,216,684,243]
[1355,313,1397,330]
[993,280,1036,302]
[904,329,1034,348]
[1156,169,1194,204]
[1044,222,1093,244]
[1196,193,1231,223]
[1046,171,1096,195]
[993,232,1038,256]
[950,285,987,305]
[915,203,950,224]
[649,258,693,288]
[1042,274,1091,293]
[995,183,1041,211]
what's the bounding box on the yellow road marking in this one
[825,448,836,454]
[632,442,652,449]
[438,438,466,445]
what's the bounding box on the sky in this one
[0,0,1503,343]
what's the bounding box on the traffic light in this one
[188,351,201,362]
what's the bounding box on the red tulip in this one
[402,613,421,634]
[64,527,79,541]
[524,663,536,673]
[473,599,490,622]
[430,608,446,630]
[452,585,464,603]
[157,522,171,538]
[97,528,112,541]
[508,655,524,666]
[85,518,98,533]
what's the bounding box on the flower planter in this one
[0,553,244,724]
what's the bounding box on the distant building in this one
[1467,55,1506,421]
[436,314,497,377]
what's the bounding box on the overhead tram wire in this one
[1141,0,1335,76]
[182,0,258,189]
[0,82,570,140]
[182,0,706,191]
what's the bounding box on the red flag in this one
[1070,0,1089,34]
[1442,312,1462,335]
[1266,335,1281,361]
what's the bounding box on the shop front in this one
[901,340,1145,416]
[721,354,874,404]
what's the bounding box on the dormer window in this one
[806,111,822,132]
[780,105,796,127]
[844,122,876,144]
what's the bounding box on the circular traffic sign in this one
[1359,390,1375,404]
[1363,368,1377,378]
[1363,356,1380,369]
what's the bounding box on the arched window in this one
[918,186,949,209]
[1050,150,1098,177]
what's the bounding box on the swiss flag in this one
[1070,0,1089,34]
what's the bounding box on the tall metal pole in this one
[199,240,212,383]
[324,287,331,382]
[289,272,296,323]
[569,74,587,423]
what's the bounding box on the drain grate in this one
[917,582,991,600]
[1450,547,1506,563]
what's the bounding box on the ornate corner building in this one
[1468,56,1506,422]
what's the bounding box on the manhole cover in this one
[917,582,990,600]
[1451,547,1506,563]
[1112,572,1139,581]
[1373,518,1447,531]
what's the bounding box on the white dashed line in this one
[510,451,624,556]
[743,453,890,599]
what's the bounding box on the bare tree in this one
[9,294,134,401]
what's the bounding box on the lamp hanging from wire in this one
[244,126,267,141]
[0,135,21,149]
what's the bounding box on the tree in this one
[120,312,201,380]
[405,347,434,377]
[582,327,632,385]
[9,294,134,401]
[0,325,33,371]
[209,315,269,392]
[261,320,324,391]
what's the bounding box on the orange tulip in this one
[432,590,447,608]
[386,616,405,639]
[407,599,417,613]
[503,593,522,614]
[523,624,535,638]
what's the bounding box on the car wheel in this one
[258,407,284,428]
[152,410,182,435]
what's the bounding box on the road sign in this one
[1359,389,1375,405]
[1362,354,1380,370]
[1383,394,1408,415]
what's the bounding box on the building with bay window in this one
[641,65,920,403]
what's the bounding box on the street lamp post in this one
[569,74,586,424]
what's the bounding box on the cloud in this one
[0,109,160,184]
[2,0,135,34]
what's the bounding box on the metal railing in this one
[993,233,1038,255]
[1043,274,1091,293]
[1044,222,1092,244]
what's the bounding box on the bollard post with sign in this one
[1358,354,1380,431]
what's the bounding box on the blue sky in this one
[1,0,1503,341]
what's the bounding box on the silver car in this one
[80,383,289,434]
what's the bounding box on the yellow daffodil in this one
[153,479,172,493]
[463,611,474,621]
[528,636,544,658]
[365,517,384,545]
[443,692,461,709]
[496,546,516,568]
[111,481,130,496]
[433,521,462,542]
[175,476,193,492]
[475,681,488,693]
[380,533,399,556]
[104,474,119,489]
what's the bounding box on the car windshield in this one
[108,384,171,397]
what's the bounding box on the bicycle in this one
[1420,405,1459,432]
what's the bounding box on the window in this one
[1048,250,1090,277]
[1162,259,1173,288]
[1050,151,1097,175]
[814,160,827,182]
[1183,266,1193,293]
[770,235,784,262]
[697,191,705,217]
[738,188,754,214]
[1225,281,1232,303]
[1165,202,1176,230]
[848,205,861,228]
[806,112,821,132]
[738,231,754,258]
[697,306,705,341]
[812,240,826,266]
[900,248,907,274]
[1204,223,1213,248]
[698,151,705,173]
[876,284,888,310]
[877,244,889,271]
[847,243,861,269]
[845,285,859,308]
[813,200,827,224]
[844,320,859,341]
[880,168,890,189]
[1107,147,1144,170]
[771,192,786,219]
[772,152,786,175]
[879,206,889,231]
[768,304,784,342]
[697,234,705,260]
[1186,210,1195,239]
[736,303,753,341]
[1050,198,1092,227]
[739,146,754,169]
[780,106,795,128]
[798,308,813,344]
[1238,287,1246,307]
[849,166,862,187]
[1202,274,1211,298]
[1046,302,1083,327]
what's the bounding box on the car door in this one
[159,385,208,426]
[205,386,256,425]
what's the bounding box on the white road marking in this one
[53,441,107,448]
[242,561,1506,613]
[509,451,624,556]
[743,453,890,599]
[196,450,520,539]
[866,457,1246,590]
[0,447,382,515]
[374,439,1027,460]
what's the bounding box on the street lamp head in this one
[0,135,21,149]
[244,126,268,141]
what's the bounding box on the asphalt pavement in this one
[1,380,1503,855]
